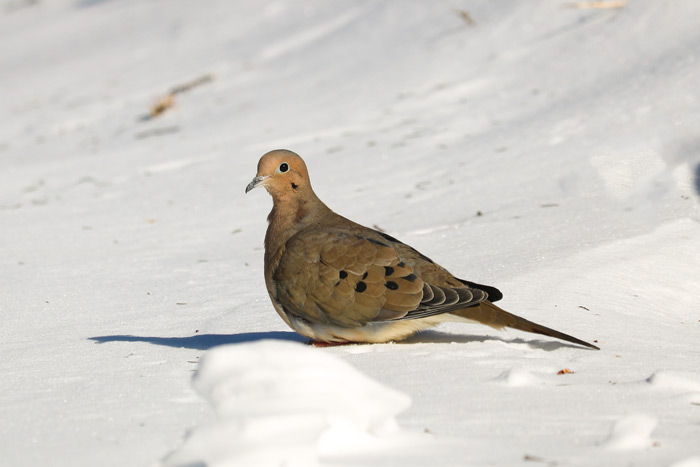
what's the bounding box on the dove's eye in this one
[278,162,289,173]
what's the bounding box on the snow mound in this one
[671,457,700,467]
[162,340,412,467]
[645,371,700,393]
[646,371,700,406]
[602,414,658,451]
[494,367,540,387]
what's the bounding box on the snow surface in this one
[162,341,415,467]
[1,0,699,466]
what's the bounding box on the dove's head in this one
[245,149,312,198]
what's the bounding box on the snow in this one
[1,0,699,466]
[162,341,413,467]
[603,414,658,451]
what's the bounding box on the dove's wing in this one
[270,229,488,327]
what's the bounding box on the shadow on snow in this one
[89,329,590,351]
[89,331,306,350]
[403,329,592,351]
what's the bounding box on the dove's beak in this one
[245,175,268,194]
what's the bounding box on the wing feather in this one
[272,229,492,328]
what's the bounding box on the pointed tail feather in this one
[450,301,599,350]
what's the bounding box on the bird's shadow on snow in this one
[403,330,588,351]
[89,330,589,352]
[89,331,306,350]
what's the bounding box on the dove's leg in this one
[308,340,358,347]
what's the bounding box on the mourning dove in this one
[246,149,599,349]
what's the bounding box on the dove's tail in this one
[450,301,599,350]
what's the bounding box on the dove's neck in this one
[264,188,332,268]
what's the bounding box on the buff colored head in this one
[245,149,312,198]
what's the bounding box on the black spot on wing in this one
[385,281,399,290]
[403,273,417,282]
[384,266,394,276]
[355,281,367,293]
[339,270,348,279]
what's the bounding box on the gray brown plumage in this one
[245,149,599,349]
